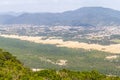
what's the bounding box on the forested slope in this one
[0,49,120,80]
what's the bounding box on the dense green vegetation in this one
[0,50,120,80]
[0,37,120,76]
[0,49,29,80]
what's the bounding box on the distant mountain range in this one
[1,7,120,26]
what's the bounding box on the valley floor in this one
[0,34,120,54]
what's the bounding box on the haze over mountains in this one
[1,7,120,26]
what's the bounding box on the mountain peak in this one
[1,7,120,26]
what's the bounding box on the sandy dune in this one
[0,34,120,54]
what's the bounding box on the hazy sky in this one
[0,0,120,13]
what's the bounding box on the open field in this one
[0,34,120,54]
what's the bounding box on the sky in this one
[0,0,120,13]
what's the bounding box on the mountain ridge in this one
[1,7,120,26]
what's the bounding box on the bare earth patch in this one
[56,60,67,66]
[32,68,44,72]
[1,34,120,54]
[39,56,67,66]
[105,55,119,60]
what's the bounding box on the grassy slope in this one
[0,37,120,75]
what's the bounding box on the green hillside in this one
[0,37,120,76]
[0,49,29,80]
[0,49,120,80]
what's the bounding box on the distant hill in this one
[0,15,14,24]
[1,7,120,26]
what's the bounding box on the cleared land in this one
[0,34,120,54]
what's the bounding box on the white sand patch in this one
[105,55,118,60]
[1,34,120,54]
[39,57,67,66]
[56,60,67,66]
[32,68,44,72]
